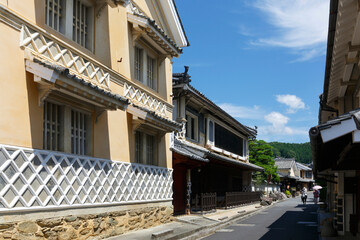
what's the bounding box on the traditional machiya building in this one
[171,67,263,215]
[275,158,314,193]
[309,0,360,236]
[0,0,188,238]
[295,162,314,191]
[275,158,299,192]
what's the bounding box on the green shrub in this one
[285,190,291,197]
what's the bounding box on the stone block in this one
[37,218,62,228]
[17,222,38,234]
[64,216,77,222]
[58,229,77,240]
[79,228,91,235]
[111,211,126,217]
[0,224,13,230]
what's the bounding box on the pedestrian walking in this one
[301,187,307,204]
[313,189,320,204]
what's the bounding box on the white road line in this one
[216,229,234,233]
[232,223,256,227]
[297,221,317,224]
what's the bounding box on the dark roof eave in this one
[206,152,263,171]
[173,82,257,137]
[32,58,129,106]
[321,0,338,119]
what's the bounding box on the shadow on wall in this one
[26,72,43,149]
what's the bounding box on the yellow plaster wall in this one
[0,23,40,148]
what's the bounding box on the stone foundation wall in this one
[0,206,173,240]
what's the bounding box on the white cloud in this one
[218,103,264,120]
[252,0,329,61]
[258,112,308,141]
[276,94,305,113]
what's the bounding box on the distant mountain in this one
[268,142,312,164]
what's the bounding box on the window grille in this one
[135,131,142,163]
[45,0,65,33]
[71,110,88,155]
[72,0,89,48]
[43,102,62,151]
[135,47,143,82]
[146,135,154,165]
[147,56,155,89]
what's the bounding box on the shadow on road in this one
[259,203,319,240]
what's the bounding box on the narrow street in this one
[203,193,319,240]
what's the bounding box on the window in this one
[71,110,89,155]
[43,101,63,151]
[214,123,246,157]
[185,112,198,141]
[133,46,157,90]
[134,47,143,82]
[45,0,93,49]
[135,131,157,165]
[43,101,92,155]
[45,0,65,33]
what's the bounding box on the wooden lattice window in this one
[45,0,65,33]
[71,109,88,155]
[135,131,142,163]
[135,131,157,165]
[135,47,143,82]
[45,0,93,50]
[72,0,90,48]
[147,56,155,90]
[134,46,157,90]
[43,101,63,151]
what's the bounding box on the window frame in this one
[45,0,94,51]
[206,116,248,157]
[185,111,198,142]
[134,130,158,166]
[133,43,158,91]
[43,99,92,156]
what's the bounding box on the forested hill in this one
[268,142,312,164]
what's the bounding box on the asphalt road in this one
[203,193,319,240]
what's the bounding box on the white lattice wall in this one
[20,25,110,89]
[124,83,166,115]
[0,144,173,212]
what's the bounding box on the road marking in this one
[216,229,234,233]
[232,223,255,227]
[297,221,317,224]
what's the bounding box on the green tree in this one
[249,140,280,185]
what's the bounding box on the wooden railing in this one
[225,192,261,209]
[195,193,217,212]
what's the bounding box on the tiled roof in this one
[32,58,129,105]
[173,70,257,138]
[133,13,183,54]
[171,138,208,162]
[131,104,182,130]
[296,162,312,171]
[274,158,296,169]
[206,151,263,171]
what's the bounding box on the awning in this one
[127,104,182,133]
[25,58,129,111]
[309,108,360,173]
[171,138,209,163]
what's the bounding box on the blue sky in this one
[173,0,329,143]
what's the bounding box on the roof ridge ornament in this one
[173,66,191,83]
